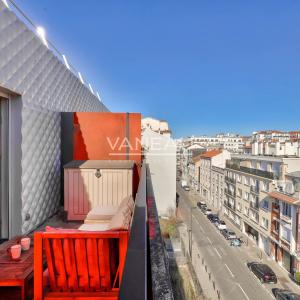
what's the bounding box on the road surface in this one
[177,183,278,300]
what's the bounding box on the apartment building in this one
[199,149,230,209]
[180,143,205,184]
[224,154,300,274]
[187,133,244,153]
[268,171,300,274]
[142,117,172,137]
[211,166,225,213]
[252,140,300,157]
[252,130,290,142]
[251,130,300,157]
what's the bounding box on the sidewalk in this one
[185,187,300,295]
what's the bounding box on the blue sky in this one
[19,0,300,137]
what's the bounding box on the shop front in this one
[259,234,271,256]
[244,222,259,245]
[282,247,292,273]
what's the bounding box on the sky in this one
[17,0,300,137]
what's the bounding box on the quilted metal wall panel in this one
[0,3,109,234]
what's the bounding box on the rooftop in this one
[200,149,222,158]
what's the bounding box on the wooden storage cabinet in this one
[64,160,133,220]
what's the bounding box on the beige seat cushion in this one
[78,223,110,231]
[108,205,132,231]
[85,206,118,221]
[119,195,134,212]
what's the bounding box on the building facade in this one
[142,117,172,137]
[199,149,230,208]
[224,154,300,274]
[211,166,225,213]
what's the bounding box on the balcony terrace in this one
[226,162,274,180]
[225,188,236,197]
[225,176,236,184]
[0,162,174,300]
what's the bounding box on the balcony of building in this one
[0,111,174,300]
[250,200,259,211]
[224,188,236,198]
[0,162,174,300]
[225,176,236,184]
[224,199,235,211]
[250,185,260,194]
[226,161,275,179]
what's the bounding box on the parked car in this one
[204,208,212,215]
[201,206,207,213]
[197,201,206,209]
[211,217,220,225]
[230,238,242,247]
[207,213,217,220]
[272,288,300,300]
[220,229,236,240]
[247,262,277,284]
[217,220,227,230]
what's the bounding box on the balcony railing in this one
[250,201,259,210]
[226,162,274,179]
[250,186,259,194]
[119,163,174,300]
[225,189,236,197]
[225,176,236,184]
[224,201,235,210]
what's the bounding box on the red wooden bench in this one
[34,231,128,300]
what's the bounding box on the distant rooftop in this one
[287,171,300,178]
[200,149,221,158]
[230,154,300,163]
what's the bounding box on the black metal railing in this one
[225,189,236,197]
[250,185,259,194]
[119,163,174,300]
[250,201,259,210]
[226,162,274,179]
[224,201,235,210]
[225,176,236,184]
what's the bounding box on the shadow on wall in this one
[73,113,88,159]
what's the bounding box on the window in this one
[282,202,291,218]
[237,202,242,212]
[261,217,269,229]
[237,188,242,197]
[262,200,269,210]
[253,212,259,223]
[261,181,269,192]
[237,174,241,183]
[274,221,279,233]
[281,227,291,242]
[244,192,249,201]
[244,176,250,186]
[244,207,249,216]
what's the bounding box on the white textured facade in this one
[0,3,107,237]
[142,128,176,216]
[142,117,171,137]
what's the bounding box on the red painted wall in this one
[72,112,141,195]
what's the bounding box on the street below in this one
[177,183,291,300]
